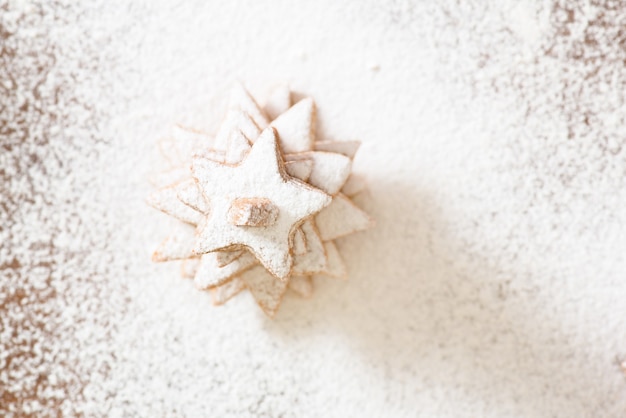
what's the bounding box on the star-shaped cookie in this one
[148,84,372,317]
[191,127,331,280]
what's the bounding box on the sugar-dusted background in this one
[2,0,626,416]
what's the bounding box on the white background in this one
[4,0,626,416]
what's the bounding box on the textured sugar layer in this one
[2,1,626,417]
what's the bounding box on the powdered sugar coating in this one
[191,128,332,279]
[285,151,352,195]
[315,193,373,241]
[9,1,623,417]
[270,97,316,153]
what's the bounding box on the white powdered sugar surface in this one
[2,0,626,417]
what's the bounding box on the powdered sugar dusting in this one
[0,1,131,415]
[3,0,626,416]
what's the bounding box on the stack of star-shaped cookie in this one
[148,84,372,317]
